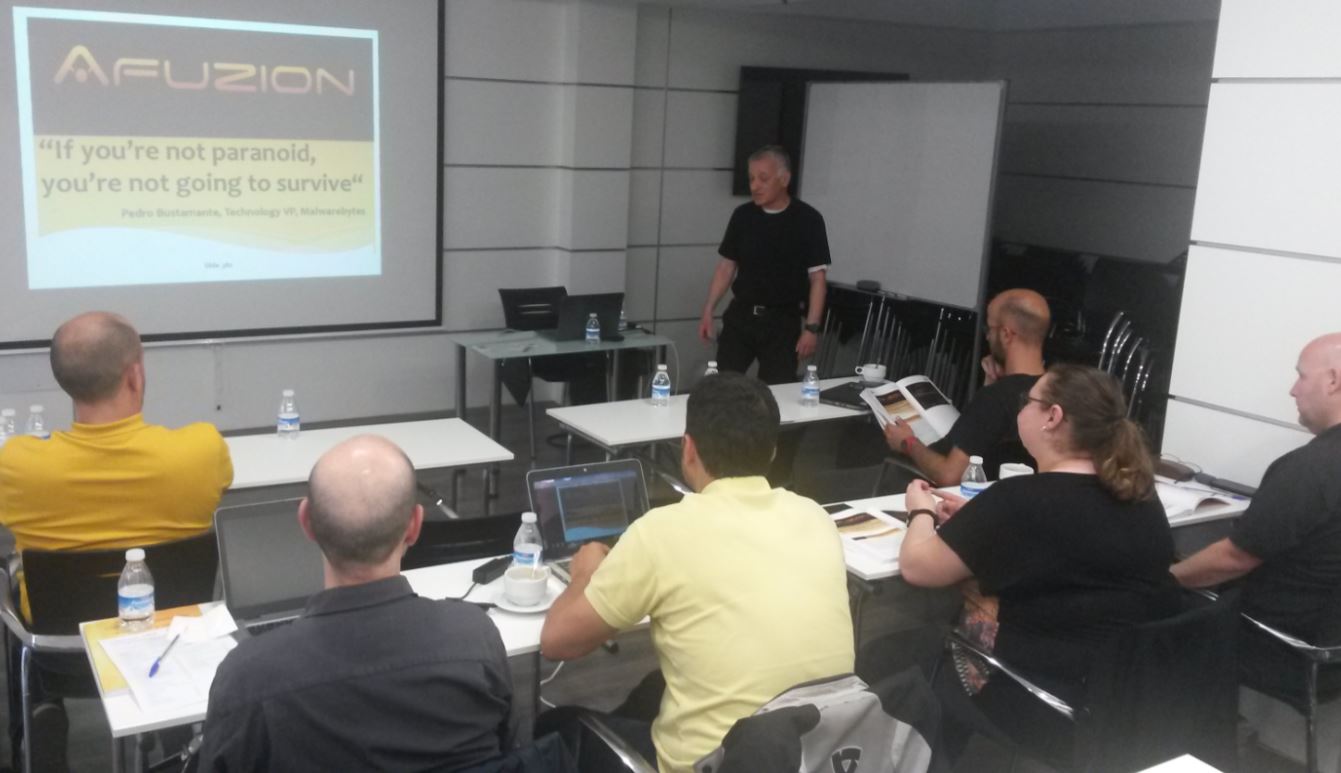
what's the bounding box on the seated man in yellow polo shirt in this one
[541,372,854,772]
[0,311,232,768]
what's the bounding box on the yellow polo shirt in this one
[584,476,854,773]
[0,413,233,619]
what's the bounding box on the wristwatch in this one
[803,322,821,334]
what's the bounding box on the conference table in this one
[224,418,512,513]
[548,376,867,458]
[446,327,674,493]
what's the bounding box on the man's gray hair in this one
[50,313,142,402]
[748,144,791,174]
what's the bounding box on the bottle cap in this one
[969,455,984,465]
[521,511,537,523]
[282,389,295,396]
[29,405,42,413]
[807,364,817,371]
[657,364,668,370]
[125,548,145,562]
[589,313,597,318]
[707,361,717,367]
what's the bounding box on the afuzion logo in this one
[53,45,356,95]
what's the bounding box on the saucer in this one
[493,584,561,614]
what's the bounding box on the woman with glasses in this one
[859,364,1179,762]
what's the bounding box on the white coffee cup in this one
[855,363,887,383]
[999,462,1034,479]
[503,565,550,606]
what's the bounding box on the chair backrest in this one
[23,532,219,635]
[695,670,939,773]
[401,513,523,571]
[1077,590,1240,773]
[499,287,568,331]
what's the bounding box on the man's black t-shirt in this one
[941,374,1039,479]
[937,473,1179,692]
[718,200,831,306]
[1232,423,1341,643]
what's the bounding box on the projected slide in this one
[12,8,380,289]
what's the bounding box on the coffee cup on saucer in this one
[855,363,887,384]
[503,565,550,607]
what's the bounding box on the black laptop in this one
[525,459,650,581]
[537,292,625,342]
[215,498,325,637]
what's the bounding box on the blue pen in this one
[148,634,181,678]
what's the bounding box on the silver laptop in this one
[215,498,325,636]
[525,460,650,582]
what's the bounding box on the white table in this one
[548,377,865,452]
[84,557,572,771]
[225,418,513,513]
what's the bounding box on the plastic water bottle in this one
[704,361,719,377]
[118,548,155,631]
[801,364,821,407]
[512,512,543,572]
[651,364,671,407]
[25,405,48,439]
[585,313,601,345]
[960,455,988,499]
[0,408,13,446]
[277,389,300,439]
[618,308,629,331]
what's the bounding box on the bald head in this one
[1291,333,1341,433]
[50,312,142,403]
[305,435,418,571]
[990,289,1051,347]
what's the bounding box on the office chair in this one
[498,287,603,461]
[1239,613,1341,773]
[946,590,1240,773]
[0,532,219,773]
[401,513,523,570]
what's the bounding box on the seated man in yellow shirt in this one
[541,372,854,772]
[0,311,232,768]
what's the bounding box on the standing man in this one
[698,145,830,385]
[1172,332,1341,703]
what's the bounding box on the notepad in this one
[99,624,236,712]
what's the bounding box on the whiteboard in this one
[800,81,1006,310]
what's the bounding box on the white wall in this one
[627,4,989,384]
[988,20,1217,262]
[1162,0,1341,485]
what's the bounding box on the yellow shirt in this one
[0,413,233,619]
[584,476,854,773]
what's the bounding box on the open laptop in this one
[215,498,326,637]
[537,292,625,342]
[525,459,650,582]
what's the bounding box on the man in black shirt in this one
[884,289,1049,485]
[698,145,831,385]
[197,436,515,771]
[1173,332,1341,701]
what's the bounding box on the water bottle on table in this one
[651,365,671,407]
[0,408,13,446]
[801,365,820,407]
[960,455,988,499]
[118,548,155,631]
[512,512,543,571]
[277,389,300,439]
[585,313,601,345]
[703,361,719,377]
[25,405,48,439]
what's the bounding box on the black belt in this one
[737,302,800,317]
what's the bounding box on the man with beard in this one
[883,289,1050,484]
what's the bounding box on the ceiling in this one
[637,0,1220,31]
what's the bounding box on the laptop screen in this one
[526,460,649,557]
[215,499,326,620]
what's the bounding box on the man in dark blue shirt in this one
[198,436,515,772]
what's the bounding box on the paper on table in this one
[831,508,906,562]
[168,605,238,643]
[100,628,236,712]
